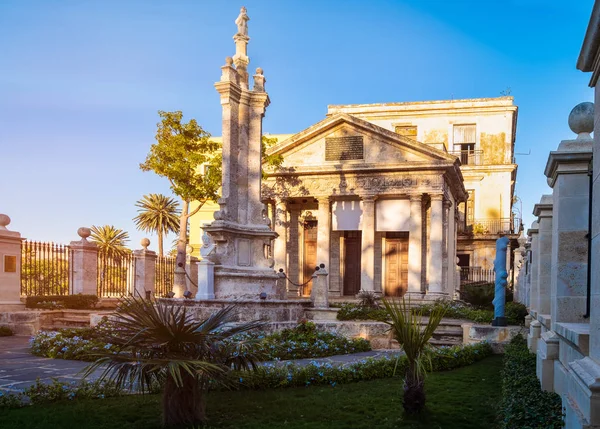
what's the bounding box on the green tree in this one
[133,194,180,257]
[140,111,221,296]
[90,225,130,261]
[83,297,265,426]
[382,297,446,414]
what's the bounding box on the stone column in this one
[273,199,288,273]
[287,208,300,296]
[316,197,331,292]
[512,230,526,303]
[545,136,592,328]
[533,195,553,321]
[312,266,329,308]
[0,215,24,309]
[133,238,157,299]
[528,222,540,318]
[428,194,444,295]
[70,227,98,296]
[408,195,422,294]
[360,196,377,294]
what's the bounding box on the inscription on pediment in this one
[325,136,363,161]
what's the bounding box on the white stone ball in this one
[141,238,150,249]
[568,102,594,135]
[0,214,10,229]
[77,227,91,239]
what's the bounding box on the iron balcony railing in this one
[449,150,483,166]
[459,267,495,286]
[458,217,521,235]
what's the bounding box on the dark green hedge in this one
[25,294,99,310]
[0,326,13,336]
[498,335,564,429]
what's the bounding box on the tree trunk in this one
[403,367,426,414]
[162,373,206,427]
[158,231,164,257]
[173,200,189,298]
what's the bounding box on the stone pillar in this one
[545,135,592,327]
[428,194,444,295]
[527,221,540,318]
[133,238,157,299]
[196,260,215,300]
[360,196,377,294]
[186,253,199,297]
[316,196,331,292]
[312,266,328,308]
[287,208,300,296]
[273,200,287,273]
[513,230,526,303]
[533,195,553,320]
[407,195,422,294]
[528,320,542,353]
[0,215,24,309]
[70,227,98,296]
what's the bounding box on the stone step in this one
[47,317,90,328]
[429,338,463,347]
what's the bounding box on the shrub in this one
[505,301,528,325]
[336,303,388,321]
[460,283,495,309]
[25,294,99,310]
[498,335,563,429]
[357,290,380,309]
[0,326,13,336]
[415,300,494,324]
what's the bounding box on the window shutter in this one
[453,125,476,144]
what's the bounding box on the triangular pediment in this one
[267,113,457,168]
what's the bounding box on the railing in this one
[21,240,72,296]
[460,267,495,286]
[458,217,521,235]
[449,150,483,166]
[97,252,135,297]
[155,255,176,298]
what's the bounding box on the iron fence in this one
[21,240,72,296]
[97,252,135,297]
[458,217,521,235]
[449,149,484,166]
[155,255,176,298]
[460,267,495,286]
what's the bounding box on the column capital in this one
[443,200,453,209]
[409,194,423,203]
[316,196,331,203]
[430,193,444,202]
[361,195,377,203]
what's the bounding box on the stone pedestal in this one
[70,227,98,296]
[133,239,156,299]
[196,260,215,300]
[186,255,199,297]
[312,267,328,309]
[0,215,24,308]
[537,330,559,392]
[528,320,542,353]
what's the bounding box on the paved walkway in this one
[0,336,400,394]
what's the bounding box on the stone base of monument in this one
[491,316,507,327]
[304,308,339,321]
[462,323,526,353]
[213,266,282,300]
[165,298,312,323]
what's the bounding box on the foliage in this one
[416,300,494,324]
[90,225,130,262]
[31,320,370,363]
[498,335,564,429]
[21,257,69,296]
[133,193,180,257]
[460,282,495,309]
[4,342,493,412]
[81,296,265,426]
[25,294,98,310]
[357,290,380,309]
[0,326,13,336]
[382,297,446,414]
[505,301,528,325]
[336,303,388,321]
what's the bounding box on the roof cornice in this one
[577,2,600,86]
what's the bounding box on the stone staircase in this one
[40,310,102,331]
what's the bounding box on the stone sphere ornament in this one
[77,227,91,240]
[140,238,150,250]
[568,102,594,138]
[0,214,11,230]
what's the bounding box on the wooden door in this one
[385,233,409,297]
[343,231,362,296]
[302,220,318,296]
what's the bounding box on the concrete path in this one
[0,336,401,394]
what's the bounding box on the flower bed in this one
[30,321,370,362]
[498,334,563,428]
[3,342,493,409]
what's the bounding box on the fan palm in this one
[382,297,446,414]
[83,297,265,427]
[133,194,180,256]
[90,225,130,261]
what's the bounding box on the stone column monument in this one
[202,7,279,299]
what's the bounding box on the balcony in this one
[458,218,521,236]
[449,149,483,166]
[459,267,495,286]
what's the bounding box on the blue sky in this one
[0,0,595,251]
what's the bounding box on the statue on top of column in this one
[235,7,249,36]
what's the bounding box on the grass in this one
[0,356,503,429]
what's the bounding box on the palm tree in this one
[382,297,446,414]
[83,297,265,427]
[133,194,180,256]
[90,225,130,261]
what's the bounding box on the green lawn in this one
[0,355,503,429]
